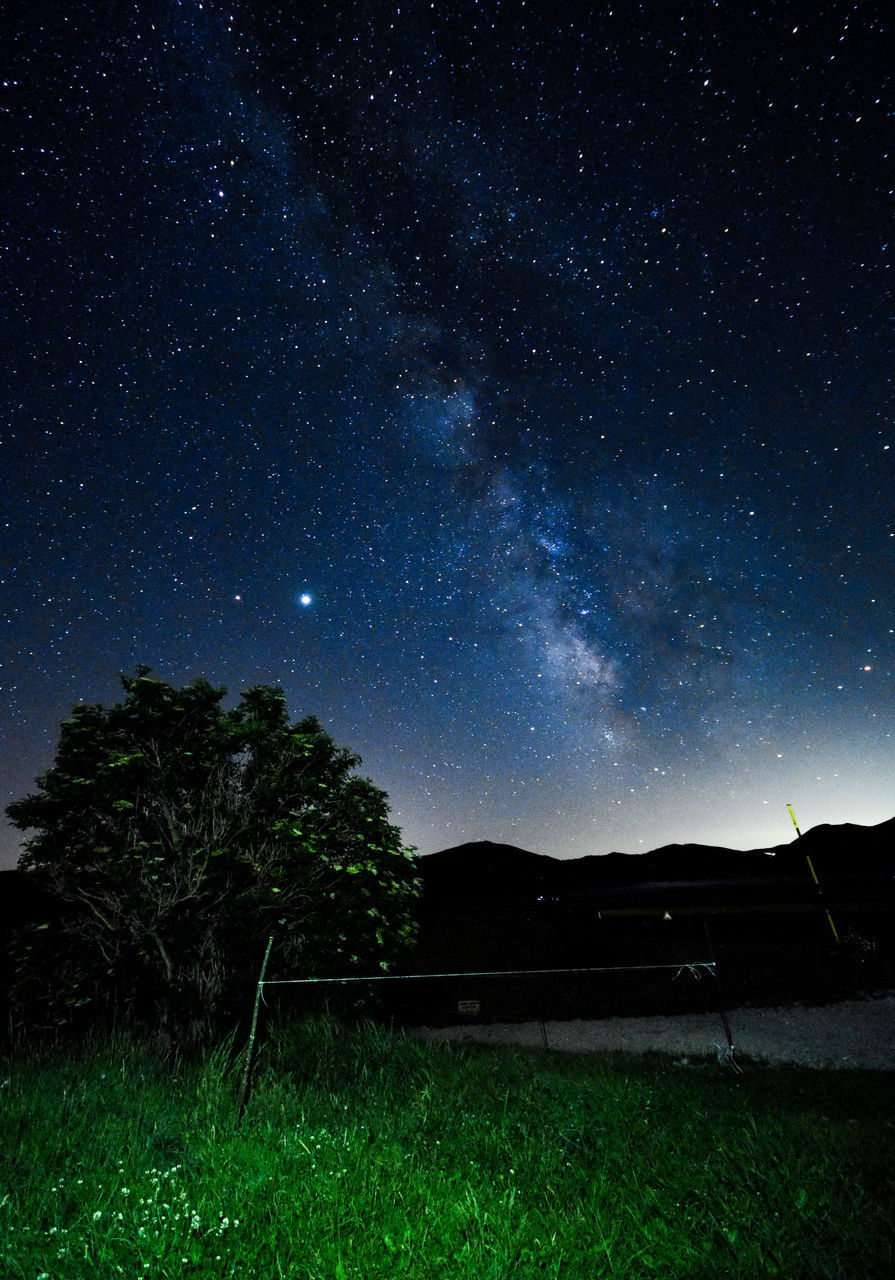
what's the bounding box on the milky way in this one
[2,0,892,866]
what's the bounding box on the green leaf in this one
[6,670,422,1038]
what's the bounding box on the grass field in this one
[1,1017,893,1278]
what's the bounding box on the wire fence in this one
[258,960,717,989]
[257,956,737,1063]
[235,949,741,1118]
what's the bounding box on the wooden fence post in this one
[237,934,274,1125]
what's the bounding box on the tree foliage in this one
[7,669,420,1041]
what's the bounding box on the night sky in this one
[2,0,892,871]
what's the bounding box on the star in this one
[1,0,891,869]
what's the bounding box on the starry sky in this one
[2,0,892,871]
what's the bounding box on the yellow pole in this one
[787,805,839,944]
[786,803,801,837]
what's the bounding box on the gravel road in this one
[412,992,895,1069]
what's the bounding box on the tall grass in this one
[2,1017,892,1278]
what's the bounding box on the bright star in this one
[299,593,312,607]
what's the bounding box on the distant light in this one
[663,911,672,921]
[764,850,776,857]
[299,593,312,607]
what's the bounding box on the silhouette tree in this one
[7,669,420,1041]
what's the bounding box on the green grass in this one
[1,1018,893,1278]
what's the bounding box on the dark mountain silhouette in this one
[395,818,895,1021]
[421,818,895,911]
[0,870,61,1033]
[0,869,59,932]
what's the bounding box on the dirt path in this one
[412,992,895,1069]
